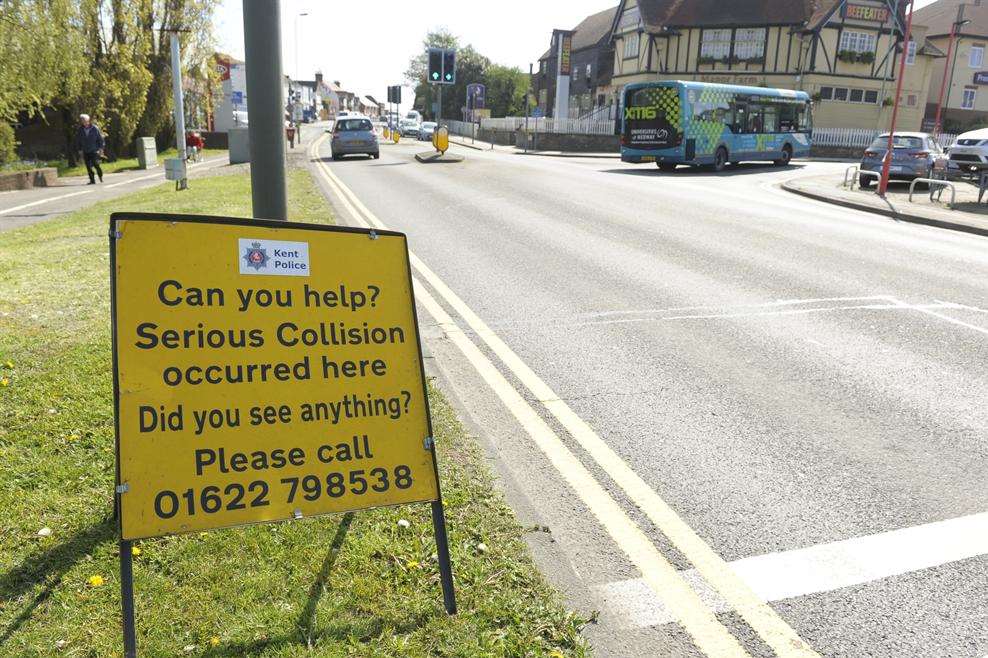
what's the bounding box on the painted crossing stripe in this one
[602,510,988,627]
[309,135,819,657]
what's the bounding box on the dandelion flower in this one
[87,575,104,587]
[209,637,220,647]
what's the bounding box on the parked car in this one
[399,119,420,138]
[418,121,438,141]
[858,132,941,188]
[946,127,988,172]
[331,116,379,160]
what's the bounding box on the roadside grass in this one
[0,168,590,656]
[2,148,227,178]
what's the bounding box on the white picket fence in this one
[811,127,958,149]
[481,116,616,135]
[447,119,959,148]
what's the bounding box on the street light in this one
[933,11,973,136]
[295,11,308,80]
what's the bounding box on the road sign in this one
[533,107,544,118]
[231,91,244,105]
[111,214,443,540]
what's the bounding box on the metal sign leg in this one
[430,500,457,614]
[120,539,138,657]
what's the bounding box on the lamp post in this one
[295,12,308,80]
[933,10,972,136]
[878,0,916,197]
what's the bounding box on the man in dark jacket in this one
[74,114,105,184]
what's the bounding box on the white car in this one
[946,127,988,168]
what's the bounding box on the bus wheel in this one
[774,145,792,166]
[657,162,676,172]
[713,148,728,172]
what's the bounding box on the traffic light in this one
[443,50,456,84]
[428,48,443,83]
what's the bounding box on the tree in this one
[482,64,529,118]
[134,0,219,148]
[0,0,85,163]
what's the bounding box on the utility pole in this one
[525,63,532,154]
[935,4,975,135]
[243,0,288,220]
[878,0,916,197]
[170,33,188,191]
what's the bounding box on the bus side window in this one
[732,103,747,133]
[780,104,797,132]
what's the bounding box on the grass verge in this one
[0,167,589,656]
[3,148,227,178]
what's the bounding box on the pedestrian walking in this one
[74,114,105,184]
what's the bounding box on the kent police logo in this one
[243,241,269,270]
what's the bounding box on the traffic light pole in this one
[878,0,915,198]
[243,0,288,220]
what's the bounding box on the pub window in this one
[970,45,984,68]
[819,86,834,100]
[906,94,917,107]
[624,32,640,59]
[700,29,732,62]
[906,40,917,65]
[618,6,641,31]
[834,87,849,101]
[864,90,879,104]
[849,89,864,103]
[839,30,876,54]
[734,28,766,61]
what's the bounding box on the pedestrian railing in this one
[909,178,955,207]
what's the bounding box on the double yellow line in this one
[309,136,820,658]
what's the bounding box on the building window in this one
[586,63,592,80]
[834,87,849,101]
[839,30,876,54]
[963,87,977,109]
[623,32,640,59]
[864,90,879,104]
[849,89,864,102]
[734,28,766,61]
[970,45,985,68]
[906,40,917,65]
[700,28,732,62]
[906,94,917,107]
[819,86,834,100]
[618,6,641,31]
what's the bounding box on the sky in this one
[214,0,616,114]
[215,0,941,114]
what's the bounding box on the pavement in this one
[310,138,988,658]
[0,155,229,232]
[784,172,988,238]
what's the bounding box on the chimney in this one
[333,80,341,87]
[315,72,323,84]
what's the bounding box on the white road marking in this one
[0,190,91,216]
[103,172,161,189]
[890,296,988,337]
[602,510,988,628]
[309,135,819,658]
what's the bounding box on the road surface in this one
[310,136,988,658]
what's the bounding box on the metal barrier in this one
[909,178,955,207]
[843,167,881,190]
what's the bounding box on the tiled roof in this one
[636,0,841,30]
[541,5,619,60]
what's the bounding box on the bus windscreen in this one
[623,87,682,149]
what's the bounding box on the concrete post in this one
[243,0,288,220]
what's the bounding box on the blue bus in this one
[620,81,812,172]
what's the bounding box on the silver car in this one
[331,117,379,160]
[418,121,438,141]
[858,132,941,188]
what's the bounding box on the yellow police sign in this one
[110,214,441,540]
